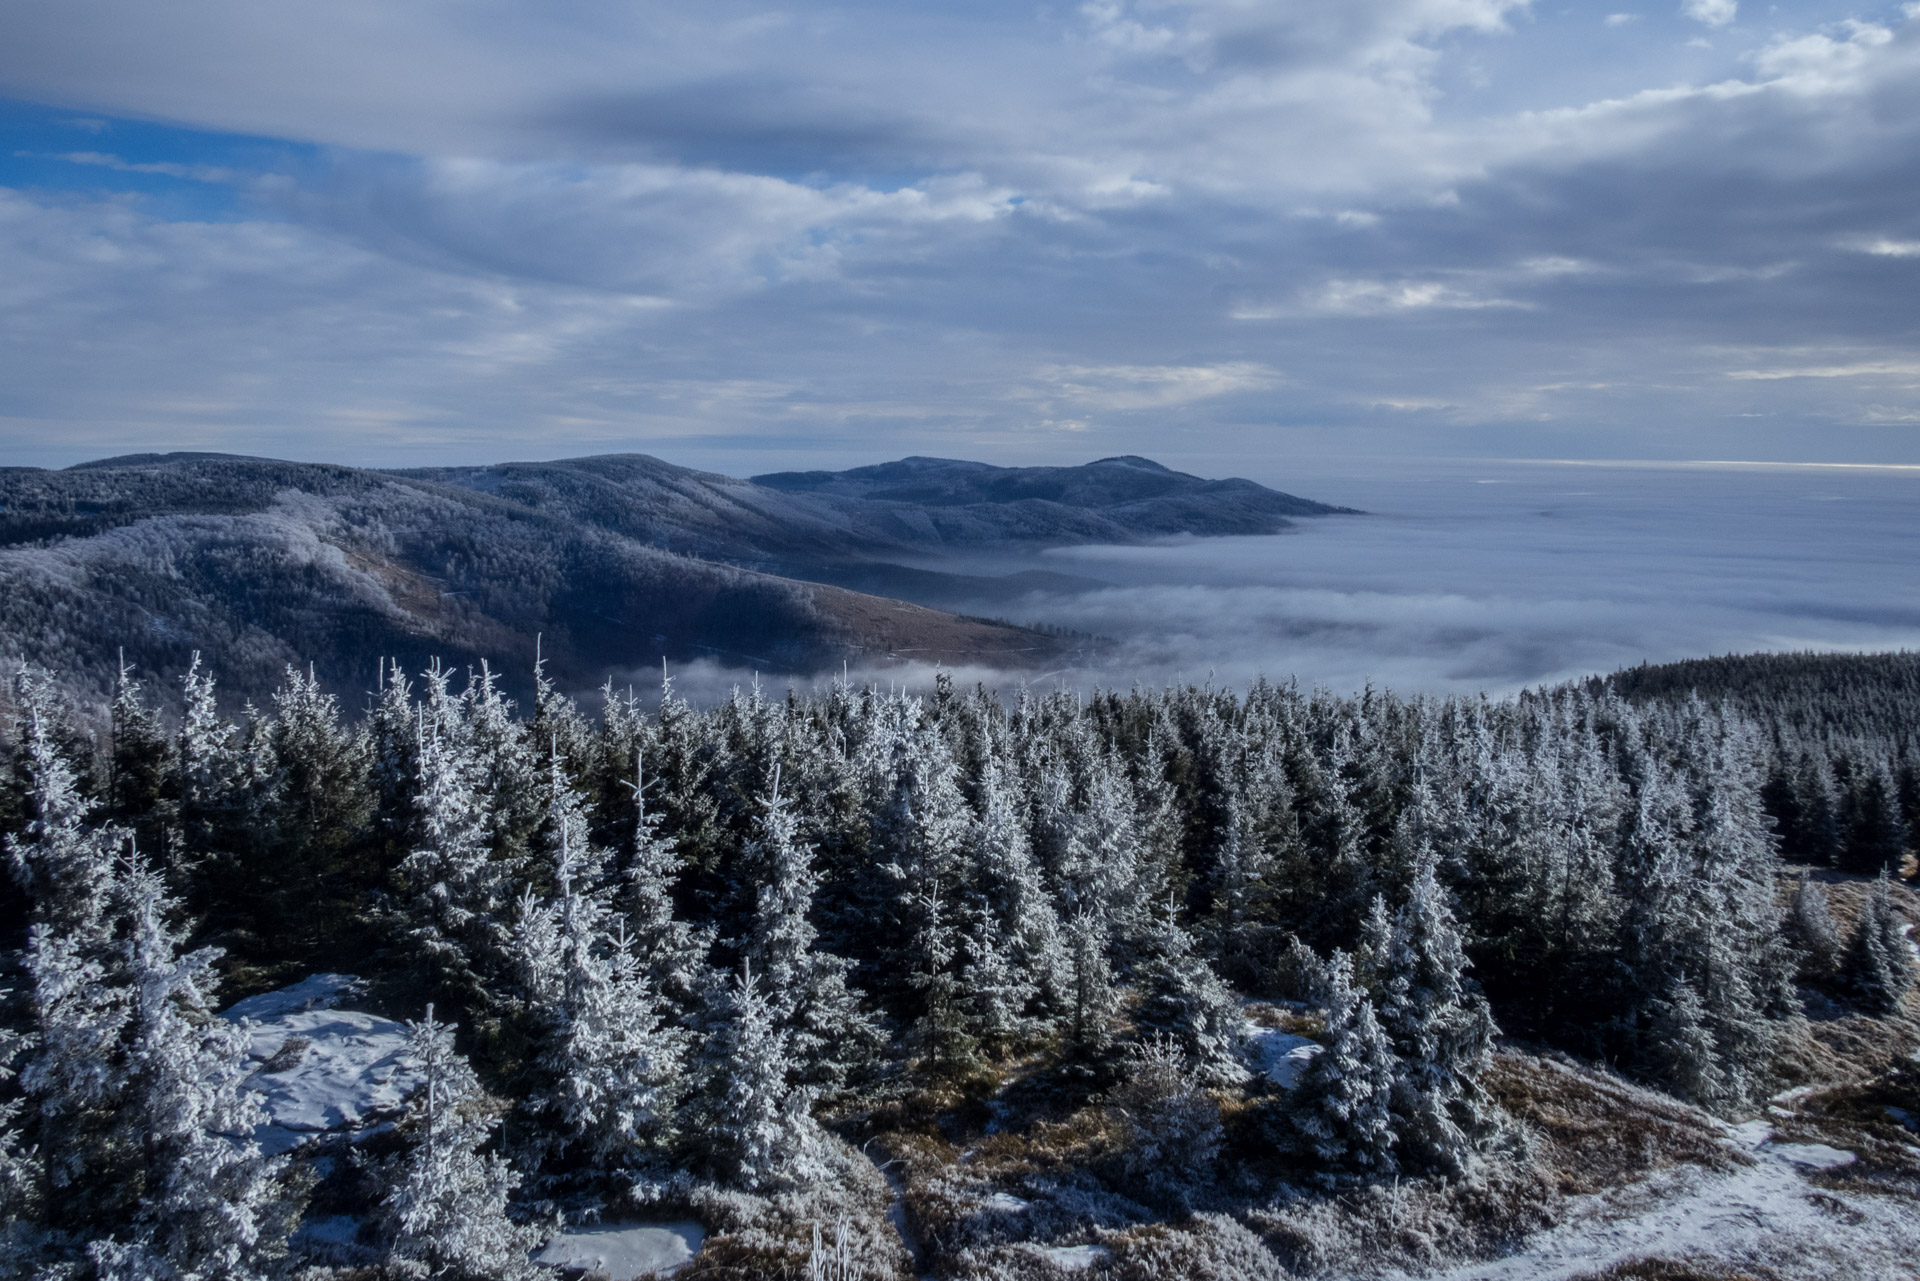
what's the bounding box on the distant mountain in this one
[0,451,1352,712]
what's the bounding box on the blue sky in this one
[3,0,1919,474]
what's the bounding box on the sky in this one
[2,1,1919,474]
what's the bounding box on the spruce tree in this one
[739,769,871,1089]
[1133,902,1247,1088]
[1842,872,1917,1015]
[619,750,710,1009]
[514,792,686,1179]
[1290,952,1397,1181]
[1372,857,1499,1177]
[380,1007,541,1281]
[91,857,299,1281]
[1787,873,1843,978]
[699,962,816,1191]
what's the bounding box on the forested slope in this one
[0,650,1913,1278]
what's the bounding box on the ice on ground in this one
[1765,1141,1855,1170]
[979,1192,1029,1213]
[1034,1243,1110,1271]
[221,974,422,1155]
[1242,1020,1322,1089]
[534,1222,704,1279]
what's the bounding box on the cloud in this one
[26,150,236,183]
[1604,14,1640,27]
[1681,0,1737,29]
[1725,359,1920,381]
[1,1,1919,470]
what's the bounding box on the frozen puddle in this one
[223,974,423,1154]
[1242,1020,1321,1089]
[534,1222,704,1279]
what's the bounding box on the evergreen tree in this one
[6,691,122,940]
[1372,857,1499,1177]
[1290,952,1397,1181]
[699,962,816,1191]
[514,790,686,1180]
[619,750,709,1010]
[1787,873,1843,978]
[1839,763,1909,876]
[1841,872,1917,1015]
[380,1007,541,1281]
[104,655,175,868]
[1132,902,1247,1088]
[738,769,871,1089]
[90,856,300,1281]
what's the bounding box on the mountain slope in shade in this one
[0,451,1348,711]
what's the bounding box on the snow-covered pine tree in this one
[400,666,516,1007]
[1842,872,1917,1015]
[1372,855,1499,1177]
[1132,900,1248,1088]
[514,773,686,1179]
[961,757,1068,1041]
[105,654,175,866]
[698,962,816,1191]
[1290,952,1397,1181]
[380,1006,542,1281]
[1106,1033,1224,1203]
[619,749,710,1009]
[6,681,122,939]
[739,768,871,1089]
[1787,873,1843,977]
[89,855,299,1281]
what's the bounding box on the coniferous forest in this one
[0,650,1916,1279]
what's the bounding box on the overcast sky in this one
[4,1,1919,474]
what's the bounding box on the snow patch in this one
[222,975,422,1155]
[1765,1141,1856,1170]
[1242,1019,1322,1089]
[224,972,366,1022]
[979,1191,1030,1213]
[533,1221,704,1279]
[1034,1242,1110,1271]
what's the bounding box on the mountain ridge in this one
[0,451,1353,711]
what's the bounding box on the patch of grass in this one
[1568,1257,1782,1281]
[1485,1053,1742,1196]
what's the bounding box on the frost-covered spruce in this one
[400,663,517,1004]
[1372,855,1499,1177]
[89,856,299,1281]
[1133,904,1248,1088]
[514,768,686,1176]
[739,768,871,1089]
[1842,872,1917,1015]
[1107,1033,1224,1201]
[6,673,123,940]
[380,1006,541,1281]
[1291,952,1397,1180]
[961,757,1068,1044]
[620,749,710,1009]
[699,962,817,1190]
[1787,873,1844,977]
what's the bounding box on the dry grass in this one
[1569,1258,1784,1281]
[1485,1053,1743,1197]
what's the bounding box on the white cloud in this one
[28,150,236,183]
[1604,14,1640,28]
[1726,360,1920,380]
[1681,0,1736,29]
[1024,362,1282,412]
[1839,236,1920,258]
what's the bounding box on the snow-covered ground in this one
[222,973,423,1155]
[1419,1119,1920,1281]
[533,1221,704,1279]
[1242,1018,1322,1089]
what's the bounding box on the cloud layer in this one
[1,2,1918,469]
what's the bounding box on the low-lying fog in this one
[958,459,1920,697]
[654,459,1920,703]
